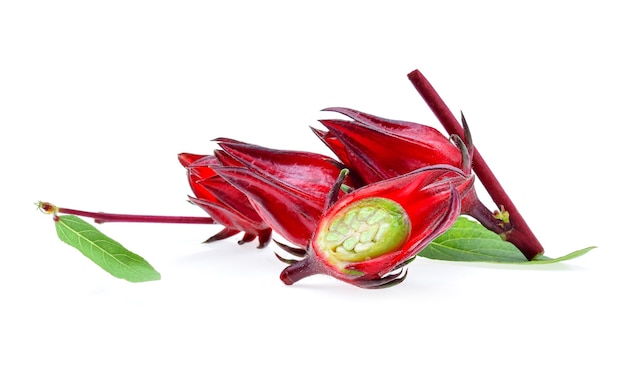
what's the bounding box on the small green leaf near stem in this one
[419,217,594,264]
[36,200,219,283]
[54,215,161,282]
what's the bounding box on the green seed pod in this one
[316,197,411,263]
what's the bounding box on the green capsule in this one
[316,197,411,263]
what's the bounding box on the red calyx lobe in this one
[178,152,272,247]
[314,107,463,185]
[211,138,352,249]
[313,107,505,234]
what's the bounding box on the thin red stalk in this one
[56,207,215,225]
[280,257,321,285]
[407,69,543,259]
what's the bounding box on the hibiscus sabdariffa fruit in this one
[212,138,352,248]
[274,165,475,288]
[313,107,512,239]
[314,107,463,185]
[178,152,273,247]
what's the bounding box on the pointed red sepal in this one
[316,108,463,185]
[211,139,353,248]
[211,166,326,248]
[198,175,263,222]
[178,152,272,248]
[215,138,351,201]
[178,153,220,181]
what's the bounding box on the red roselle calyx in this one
[314,107,464,184]
[279,165,474,288]
[178,152,272,247]
[313,107,509,238]
[210,138,352,248]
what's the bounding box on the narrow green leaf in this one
[418,216,595,264]
[54,215,161,282]
[529,247,597,264]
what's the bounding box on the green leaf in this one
[418,216,595,264]
[529,247,596,264]
[54,215,161,282]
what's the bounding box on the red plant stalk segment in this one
[407,69,544,259]
[36,202,216,224]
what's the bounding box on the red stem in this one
[407,69,544,259]
[280,257,322,285]
[56,207,215,225]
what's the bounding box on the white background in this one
[1,1,624,384]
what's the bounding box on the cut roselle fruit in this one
[178,152,272,247]
[277,164,474,288]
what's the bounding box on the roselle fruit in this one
[276,165,475,288]
[314,107,464,185]
[211,138,351,248]
[178,152,272,247]
[313,107,510,237]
